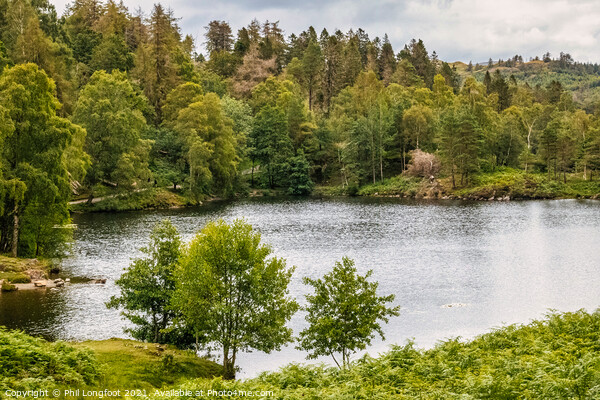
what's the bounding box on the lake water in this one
[1,197,600,377]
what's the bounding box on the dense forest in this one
[1,0,600,258]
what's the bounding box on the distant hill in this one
[452,59,600,111]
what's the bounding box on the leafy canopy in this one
[172,218,298,379]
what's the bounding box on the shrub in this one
[0,328,101,390]
[406,149,441,178]
[7,273,31,283]
[345,184,359,196]
[1,282,17,292]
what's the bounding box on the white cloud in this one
[52,0,600,63]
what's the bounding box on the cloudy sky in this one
[52,0,600,63]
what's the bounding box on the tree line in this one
[108,219,400,379]
[1,0,600,256]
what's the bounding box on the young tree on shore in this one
[297,257,400,368]
[172,219,298,379]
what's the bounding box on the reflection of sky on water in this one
[1,198,599,378]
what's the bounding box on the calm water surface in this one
[1,197,599,377]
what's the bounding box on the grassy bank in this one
[0,255,50,291]
[0,331,222,395]
[155,309,600,399]
[453,169,600,200]
[2,310,600,398]
[72,339,222,390]
[70,188,190,212]
[316,169,600,200]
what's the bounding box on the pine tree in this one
[399,39,434,88]
[204,20,233,53]
[135,4,181,124]
[378,34,396,85]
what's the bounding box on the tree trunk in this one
[11,203,19,257]
[379,106,383,181]
[223,347,235,380]
[371,130,376,184]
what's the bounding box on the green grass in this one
[73,339,223,390]
[312,185,347,196]
[314,176,424,198]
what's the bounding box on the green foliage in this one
[0,63,81,257]
[173,92,239,198]
[439,102,484,187]
[454,168,600,199]
[90,33,134,73]
[149,128,187,190]
[0,327,100,391]
[74,70,152,193]
[156,310,600,400]
[298,257,400,368]
[107,220,192,346]
[0,39,10,71]
[172,219,298,379]
[250,104,293,189]
[162,82,204,125]
[284,151,314,195]
[357,175,422,196]
[133,4,183,124]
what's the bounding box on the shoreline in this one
[69,184,600,214]
[0,256,54,293]
[69,171,600,213]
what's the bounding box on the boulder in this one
[26,269,46,280]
